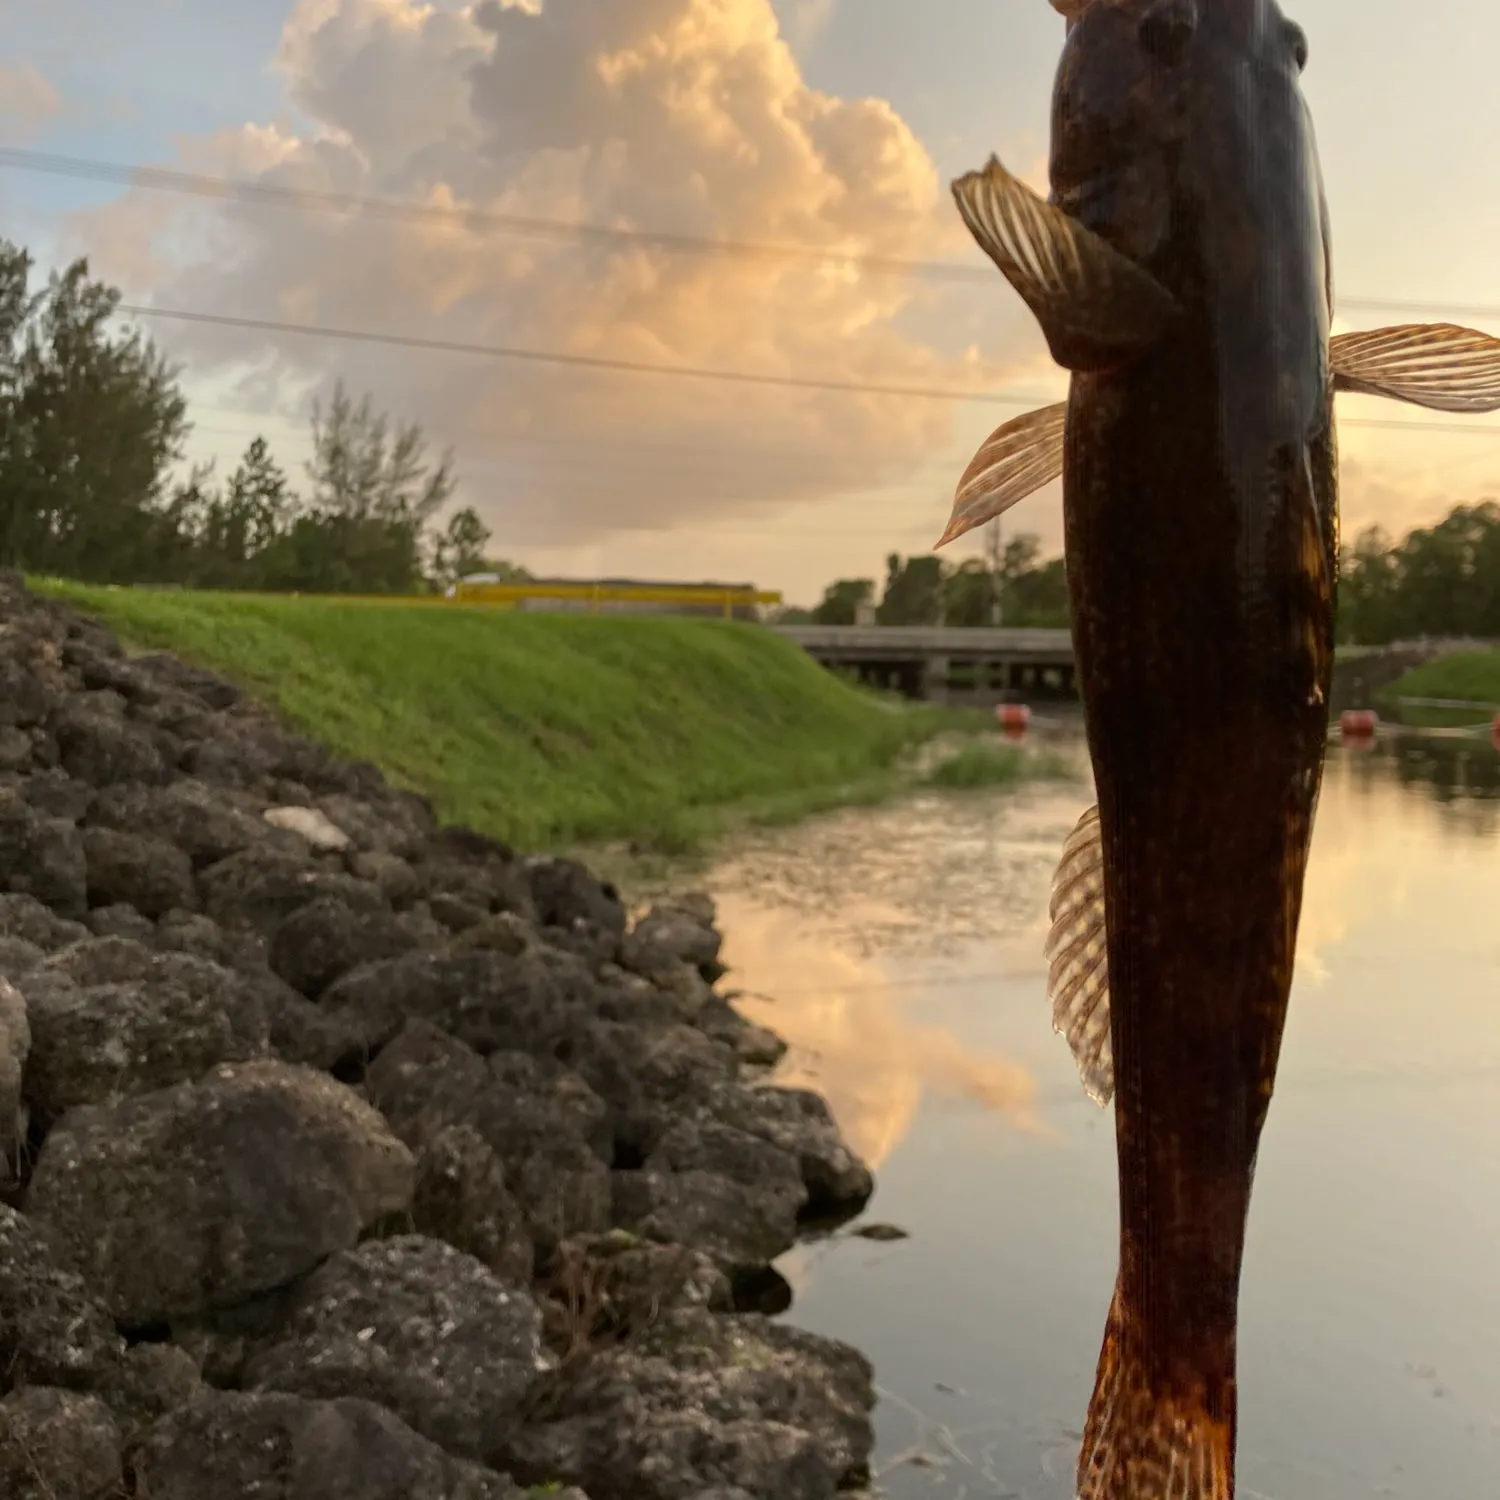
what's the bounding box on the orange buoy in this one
[1339,709,1378,740]
[995,703,1031,734]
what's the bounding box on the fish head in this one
[1049,0,1320,279]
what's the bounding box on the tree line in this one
[4,237,1497,631]
[794,506,1500,643]
[790,537,1070,629]
[1337,504,1500,645]
[0,240,504,594]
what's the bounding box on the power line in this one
[121,303,1500,439]
[9,145,1500,322]
[118,303,1054,407]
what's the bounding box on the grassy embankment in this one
[1376,650,1500,729]
[37,583,1058,857]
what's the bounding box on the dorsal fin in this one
[1044,803,1112,1106]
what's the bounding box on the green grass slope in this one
[1377,650,1500,727]
[38,583,982,852]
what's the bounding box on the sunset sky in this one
[1,0,1497,604]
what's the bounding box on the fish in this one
[938,3,1500,1498]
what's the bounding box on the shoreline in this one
[0,572,885,1500]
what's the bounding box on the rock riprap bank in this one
[0,573,878,1500]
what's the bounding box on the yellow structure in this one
[450,579,782,621]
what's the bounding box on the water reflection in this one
[704,730,1500,1500]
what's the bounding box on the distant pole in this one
[989,517,1003,626]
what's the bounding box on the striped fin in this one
[1076,1280,1234,1499]
[937,402,1067,548]
[1331,323,1500,413]
[952,155,1179,373]
[1044,803,1112,1107]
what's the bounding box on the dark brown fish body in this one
[941,5,1500,1495]
[1057,4,1335,1491]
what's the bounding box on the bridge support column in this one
[922,655,951,704]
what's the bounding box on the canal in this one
[702,726,1500,1499]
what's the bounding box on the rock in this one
[0,791,87,917]
[525,859,626,940]
[266,804,353,851]
[21,768,93,822]
[246,1236,552,1465]
[0,892,88,952]
[621,902,722,979]
[133,1390,529,1500]
[696,996,788,1069]
[0,1204,124,1390]
[609,1118,808,1268]
[429,893,490,933]
[52,695,165,786]
[85,902,157,941]
[350,849,422,906]
[611,1170,798,1270]
[366,1023,613,1250]
[564,1022,739,1160]
[0,934,44,979]
[19,940,270,1116]
[0,977,29,1148]
[100,1341,203,1441]
[130,652,241,710]
[0,724,31,771]
[81,825,198,915]
[449,911,535,957]
[27,1061,415,1325]
[87,779,270,867]
[407,1125,534,1286]
[269,895,419,999]
[199,844,385,935]
[317,792,433,859]
[0,1387,123,1500]
[711,1087,873,1217]
[322,948,601,1060]
[505,1308,874,1500]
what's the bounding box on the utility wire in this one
[9,145,1500,321]
[122,303,1500,438]
[118,303,1055,407]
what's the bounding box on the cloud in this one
[69,0,1030,556]
[782,0,837,56]
[0,62,60,141]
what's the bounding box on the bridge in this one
[773,625,1077,705]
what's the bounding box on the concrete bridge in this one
[773,625,1077,706]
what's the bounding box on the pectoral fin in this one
[1331,323,1500,412]
[1044,803,1112,1107]
[936,402,1068,548]
[952,156,1180,372]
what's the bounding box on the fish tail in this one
[1076,1279,1234,1500]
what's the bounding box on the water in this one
[702,727,1500,1500]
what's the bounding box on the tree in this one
[293,380,457,593]
[1003,554,1070,627]
[1336,504,1500,644]
[942,558,997,627]
[0,243,189,578]
[812,578,874,625]
[876,553,944,625]
[431,506,492,588]
[188,437,295,588]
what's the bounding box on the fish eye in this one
[1284,21,1309,72]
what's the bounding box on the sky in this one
[0,0,1497,605]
